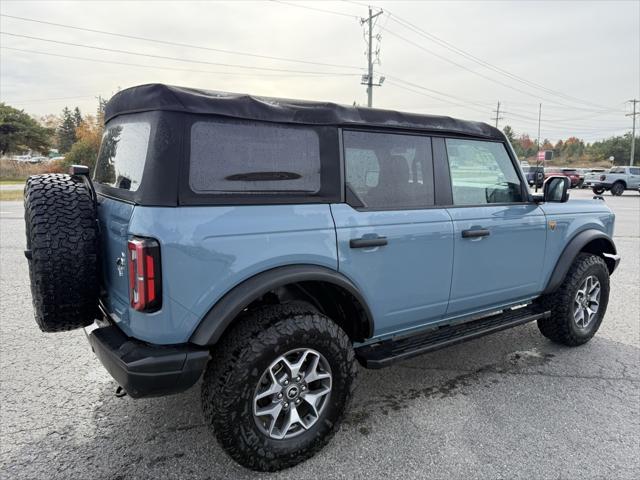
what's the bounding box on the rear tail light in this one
[127,237,162,312]
[600,175,607,181]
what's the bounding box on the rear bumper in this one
[85,316,209,398]
[584,181,611,189]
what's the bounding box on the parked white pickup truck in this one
[584,166,640,195]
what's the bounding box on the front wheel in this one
[201,305,357,471]
[610,182,625,196]
[536,253,610,346]
[592,187,605,195]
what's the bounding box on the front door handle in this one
[350,236,388,248]
[461,228,490,238]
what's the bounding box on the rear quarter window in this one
[94,118,151,192]
[189,120,321,194]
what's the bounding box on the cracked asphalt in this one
[1,189,638,479]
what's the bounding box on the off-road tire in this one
[24,174,99,332]
[610,181,625,196]
[201,304,357,471]
[536,253,610,346]
[592,187,605,195]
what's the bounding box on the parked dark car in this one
[545,167,581,188]
[522,165,545,187]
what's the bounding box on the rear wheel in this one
[201,304,357,471]
[536,253,609,346]
[24,174,99,332]
[610,181,625,196]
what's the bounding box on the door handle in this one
[461,228,490,238]
[349,236,388,248]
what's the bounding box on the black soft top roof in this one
[105,83,503,140]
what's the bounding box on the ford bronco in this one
[24,84,620,471]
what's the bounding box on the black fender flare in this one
[189,265,374,346]
[543,229,618,294]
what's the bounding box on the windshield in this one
[94,115,151,192]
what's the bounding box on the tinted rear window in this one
[189,120,321,194]
[94,117,151,191]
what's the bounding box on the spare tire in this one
[24,174,99,332]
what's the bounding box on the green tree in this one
[589,133,639,165]
[0,103,52,155]
[502,125,515,144]
[73,107,83,128]
[57,107,77,153]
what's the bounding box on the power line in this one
[384,13,613,111]
[0,31,360,76]
[1,94,96,104]
[0,46,360,79]
[0,13,362,71]
[271,0,359,19]
[386,79,490,116]
[380,25,623,115]
[385,74,495,110]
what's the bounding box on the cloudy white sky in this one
[0,0,638,142]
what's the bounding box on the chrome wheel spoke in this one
[302,386,331,416]
[255,370,281,402]
[255,402,283,437]
[304,354,331,384]
[282,350,311,379]
[280,404,306,437]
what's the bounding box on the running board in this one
[356,307,551,369]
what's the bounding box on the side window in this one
[446,138,524,205]
[343,131,434,209]
[630,167,640,175]
[189,120,321,194]
[94,119,151,192]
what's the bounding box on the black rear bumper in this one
[87,323,210,399]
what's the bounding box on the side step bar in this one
[356,307,551,369]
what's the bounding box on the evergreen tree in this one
[73,107,83,128]
[57,107,77,153]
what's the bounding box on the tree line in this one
[0,99,106,170]
[502,125,639,166]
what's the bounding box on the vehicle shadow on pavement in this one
[7,324,640,480]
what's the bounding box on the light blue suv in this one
[24,84,620,471]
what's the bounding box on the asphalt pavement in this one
[1,189,638,480]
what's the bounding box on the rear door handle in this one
[461,228,490,238]
[349,236,388,248]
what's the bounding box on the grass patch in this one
[0,159,65,182]
[0,180,25,185]
[0,190,24,202]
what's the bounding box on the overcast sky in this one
[0,0,638,142]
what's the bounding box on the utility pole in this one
[360,6,383,107]
[536,103,542,150]
[627,99,638,166]
[491,101,503,128]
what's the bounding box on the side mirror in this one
[543,176,570,202]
